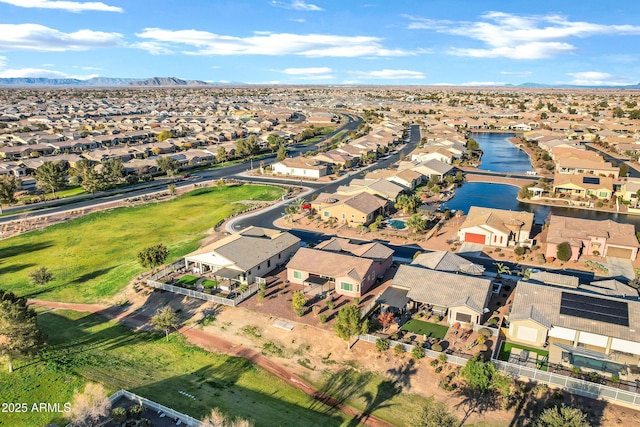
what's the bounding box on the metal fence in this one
[109,389,202,427]
[493,360,640,407]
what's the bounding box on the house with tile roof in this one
[336,178,405,201]
[552,173,614,200]
[507,279,640,380]
[286,240,392,297]
[544,215,639,261]
[311,191,389,228]
[184,226,300,285]
[457,206,534,248]
[390,265,492,326]
[271,157,329,178]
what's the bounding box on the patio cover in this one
[213,268,241,280]
[554,343,611,360]
[378,286,410,310]
[304,276,331,287]
[459,263,485,275]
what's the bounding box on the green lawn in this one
[202,279,219,288]
[176,275,200,286]
[0,310,352,427]
[0,184,284,303]
[400,319,449,340]
[498,342,549,370]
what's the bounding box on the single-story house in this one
[457,206,534,248]
[412,250,485,275]
[508,279,640,379]
[312,192,389,227]
[286,247,383,297]
[184,226,300,285]
[390,264,492,326]
[271,157,329,178]
[336,178,404,201]
[544,215,639,261]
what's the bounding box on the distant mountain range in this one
[0,76,215,87]
[0,77,639,89]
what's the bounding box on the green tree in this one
[518,185,533,199]
[412,345,425,360]
[267,134,284,152]
[155,156,179,178]
[409,396,459,427]
[406,214,427,233]
[35,160,67,198]
[0,290,46,372]
[460,355,496,394]
[137,243,169,269]
[150,306,179,341]
[101,157,125,188]
[29,266,54,288]
[556,241,572,262]
[276,145,287,161]
[70,158,101,193]
[291,290,307,317]
[535,404,590,427]
[156,129,173,142]
[216,146,227,164]
[612,107,625,118]
[235,135,260,158]
[376,338,390,352]
[466,137,479,151]
[620,163,629,178]
[395,193,421,214]
[333,304,367,350]
[0,174,20,214]
[168,184,177,196]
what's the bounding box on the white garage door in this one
[516,325,539,343]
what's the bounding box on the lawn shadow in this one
[0,261,36,275]
[71,266,115,284]
[0,241,54,259]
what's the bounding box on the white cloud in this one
[351,69,426,79]
[566,71,632,86]
[0,67,98,79]
[0,24,123,52]
[0,0,122,13]
[135,29,413,57]
[282,67,332,75]
[0,56,6,68]
[271,0,323,11]
[406,12,640,59]
[210,65,221,69]
[289,18,306,23]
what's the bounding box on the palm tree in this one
[494,262,511,280]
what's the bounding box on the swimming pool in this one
[389,219,406,229]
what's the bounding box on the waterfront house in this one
[457,206,534,248]
[311,192,389,228]
[544,215,639,261]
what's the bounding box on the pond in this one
[472,132,532,173]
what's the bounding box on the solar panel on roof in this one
[582,176,600,185]
[560,292,629,326]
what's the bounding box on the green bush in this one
[319,314,327,324]
[412,345,426,360]
[431,343,443,352]
[478,328,493,337]
[111,407,127,424]
[376,338,390,352]
[128,404,144,420]
[394,344,404,355]
[556,241,572,262]
[327,300,335,310]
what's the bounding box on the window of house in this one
[257,265,261,270]
[455,312,472,323]
[293,271,302,279]
[341,282,353,291]
[356,284,360,293]
[599,191,608,198]
[267,260,271,268]
[342,213,346,219]
[324,211,329,217]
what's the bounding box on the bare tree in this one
[69,382,111,427]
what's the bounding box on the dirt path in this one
[28,299,393,427]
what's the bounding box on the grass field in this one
[498,342,549,371]
[0,310,352,427]
[400,319,449,340]
[0,184,284,303]
[176,274,200,286]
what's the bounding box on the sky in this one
[1,0,639,86]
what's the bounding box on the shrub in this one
[412,345,426,360]
[376,338,390,352]
[514,246,525,257]
[327,300,335,310]
[111,407,127,424]
[431,343,443,352]
[319,314,327,324]
[434,366,443,373]
[478,328,493,338]
[128,404,144,420]
[430,359,439,367]
[353,297,360,305]
[438,353,448,364]
[394,344,404,355]
[556,241,572,262]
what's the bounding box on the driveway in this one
[604,257,636,281]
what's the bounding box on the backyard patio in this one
[499,341,549,371]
